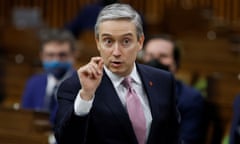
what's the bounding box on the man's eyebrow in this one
[100,33,134,37]
[122,33,134,37]
[101,33,112,37]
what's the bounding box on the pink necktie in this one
[123,77,146,144]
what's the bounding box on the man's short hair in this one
[39,29,77,52]
[95,3,143,40]
[144,34,181,69]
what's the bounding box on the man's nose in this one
[52,55,62,61]
[112,43,121,56]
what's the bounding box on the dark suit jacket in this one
[230,95,240,144]
[22,73,48,109]
[54,64,180,144]
[21,71,73,124]
[176,80,205,144]
[21,73,58,124]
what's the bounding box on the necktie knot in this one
[122,77,132,89]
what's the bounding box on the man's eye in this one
[104,39,112,44]
[102,38,114,48]
[46,53,54,57]
[122,39,131,46]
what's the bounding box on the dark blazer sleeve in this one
[54,72,91,144]
[157,71,181,144]
[21,74,47,109]
[168,74,181,144]
[181,94,205,144]
[21,78,35,108]
[177,82,206,144]
[164,75,181,144]
[230,95,240,144]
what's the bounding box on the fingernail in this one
[149,81,153,86]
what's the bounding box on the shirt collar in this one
[104,63,141,87]
[47,74,58,84]
[47,69,73,84]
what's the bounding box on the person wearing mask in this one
[55,4,180,144]
[143,34,206,144]
[21,29,76,124]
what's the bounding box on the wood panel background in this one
[0,0,239,28]
[0,0,240,143]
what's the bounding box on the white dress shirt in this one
[74,64,152,138]
[46,74,58,98]
[45,71,73,110]
[43,74,58,110]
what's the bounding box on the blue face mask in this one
[43,61,72,80]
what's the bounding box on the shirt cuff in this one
[74,90,94,116]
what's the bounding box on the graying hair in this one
[95,3,144,40]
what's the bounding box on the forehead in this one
[42,41,71,52]
[145,39,174,54]
[98,20,137,38]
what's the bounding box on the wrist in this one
[79,89,94,101]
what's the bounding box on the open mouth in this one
[111,61,122,67]
[112,61,121,64]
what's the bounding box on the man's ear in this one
[95,37,101,51]
[138,34,145,51]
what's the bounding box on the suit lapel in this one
[136,64,163,143]
[95,72,137,142]
[136,64,159,121]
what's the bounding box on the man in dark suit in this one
[230,95,240,144]
[55,3,180,144]
[21,29,76,124]
[142,35,206,144]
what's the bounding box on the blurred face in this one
[96,20,144,77]
[143,39,176,73]
[40,41,74,63]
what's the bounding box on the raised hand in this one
[77,57,104,101]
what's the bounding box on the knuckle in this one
[91,57,96,61]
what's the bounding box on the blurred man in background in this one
[21,29,76,124]
[65,0,119,38]
[142,34,206,144]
